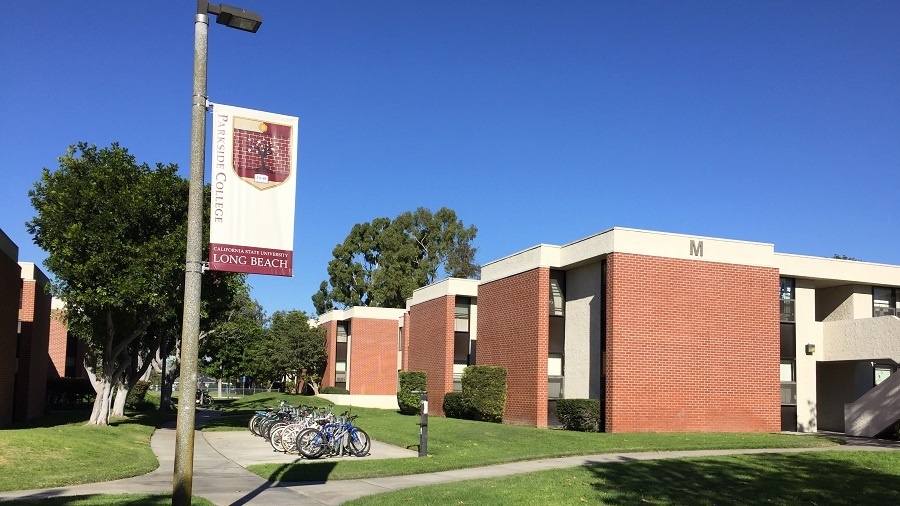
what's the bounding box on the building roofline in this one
[775,252,900,287]
[19,262,50,286]
[316,306,407,324]
[0,228,18,262]
[407,277,479,308]
[480,227,777,283]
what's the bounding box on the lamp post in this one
[173,2,261,504]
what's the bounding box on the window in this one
[549,270,566,399]
[780,278,795,322]
[455,297,471,332]
[550,271,565,317]
[335,322,349,389]
[780,318,797,417]
[874,364,897,385]
[780,360,796,404]
[873,287,899,317]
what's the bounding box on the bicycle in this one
[296,413,370,459]
[196,389,215,409]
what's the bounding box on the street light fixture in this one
[210,4,262,32]
[173,2,261,505]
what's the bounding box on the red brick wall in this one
[401,313,411,371]
[605,252,780,433]
[47,310,68,378]
[477,268,549,427]
[321,316,401,394]
[16,279,51,423]
[0,257,20,426]
[407,296,454,416]
[347,318,400,395]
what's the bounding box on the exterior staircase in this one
[844,366,900,437]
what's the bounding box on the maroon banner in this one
[209,243,293,277]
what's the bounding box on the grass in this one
[344,451,900,505]
[218,393,839,482]
[0,392,849,498]
[0,410,171,492]
[2,494,215,505]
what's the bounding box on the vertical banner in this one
[209,104,298,276]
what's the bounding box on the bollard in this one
[412,390,428,457]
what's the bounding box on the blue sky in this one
[1,1,898,317]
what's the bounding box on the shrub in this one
[397,371,427,415]
[46,377,95,410]
[461,366,506,423]
[442,391,472,419]
[556,399,602,432]
[321,386,350,394]
[125,380,152,410]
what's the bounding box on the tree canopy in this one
[252,310,326,392]
[312,207,479,314]
[27,142,243,424]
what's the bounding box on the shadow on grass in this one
[1,493,215,505]
[256,461,339,483]
[586,451,900,505]
[5,407,181,431]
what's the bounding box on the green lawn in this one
[345,451,900,505]
[0,393,843,494]
[0,411,171,492]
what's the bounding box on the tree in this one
[833,254,860,261]
[313,207,479,314]
[261,310,327,393]
[199,284,266,388]
[27,142,188,425]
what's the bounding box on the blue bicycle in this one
[296,413,371,458]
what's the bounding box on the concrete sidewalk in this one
[1,412,898,505]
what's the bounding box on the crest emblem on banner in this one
[232,116,294,190]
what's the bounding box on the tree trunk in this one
[111,382,128,418]
[88,378,114,426]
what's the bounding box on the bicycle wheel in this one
[282,425,302,454]
[348,428,371,457]
[297,428,327,459]
[270,425,287,452]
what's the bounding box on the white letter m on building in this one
[690,240,704,257]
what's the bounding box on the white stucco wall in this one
[794,279,822,432]
[563,262,603,400]
[823,316,900,363]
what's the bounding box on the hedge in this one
[460,365,506,423]
[46,377,95,410]
[442,391,470,419]
[556,398,602,432]
[397,371,427,415]
[321,386,350,394]
[125,380,152,410]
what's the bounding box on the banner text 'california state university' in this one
[209,104,298,276]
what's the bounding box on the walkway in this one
[0,413,897,505]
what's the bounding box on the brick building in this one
[47,299,88,379]
[318,307,407,395]
[0,230,21,426]
[320,227,900,435]
[0,228,56,427]
[405,278,478,416]
[16,262,52,423]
